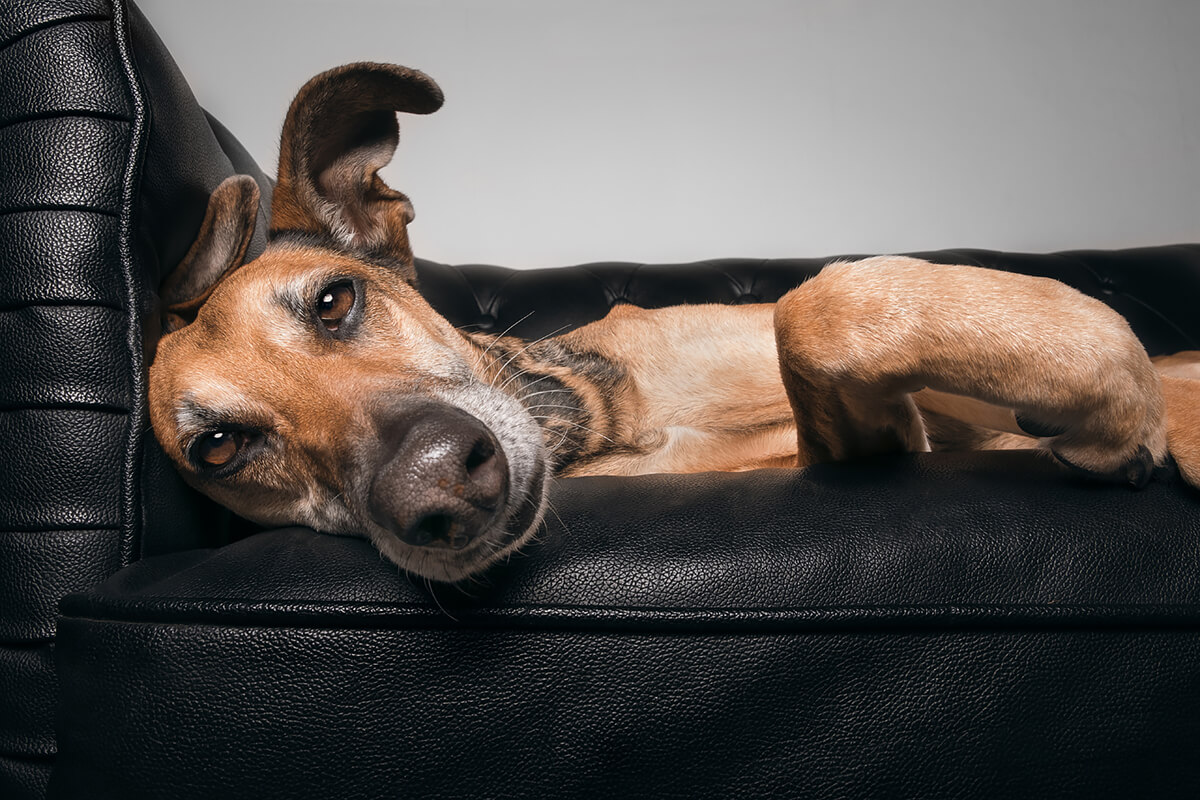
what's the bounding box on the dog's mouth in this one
[361,395,549,583]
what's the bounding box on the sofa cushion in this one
[53,451,1200,798]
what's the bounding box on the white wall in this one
[138,0,1200,267]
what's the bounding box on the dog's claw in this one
[1052,443,1156,489]
[1124,444,1154,488]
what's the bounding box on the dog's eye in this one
[192,430,249,469]
[316,282,355,332]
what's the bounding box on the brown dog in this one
[148,63,1200,582]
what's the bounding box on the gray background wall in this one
[139,0,1200,267]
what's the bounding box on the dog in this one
[148,63,1200,582]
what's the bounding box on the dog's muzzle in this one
[368,403,509,550]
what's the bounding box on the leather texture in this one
[1,1,1198,797]
[50,251,1200,800]
[413,246,1200,352]
[54,455,1200,798]
[0,1,270,796]
[1,3,134,796]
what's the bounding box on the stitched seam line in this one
[0,404,128,415]
[0,205,119,218]
[0,109,129,135]
[109,0,147,567]
[59,601,1200,627]
[0,637,55,649]
[0,525,122,534]
[0,300,125,313]
[0,750,56,763]
[0,402,130,414]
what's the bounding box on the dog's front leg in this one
[774,256,1167,485]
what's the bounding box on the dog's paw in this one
[1016,386,1168,489]
[1049,441,1158,488]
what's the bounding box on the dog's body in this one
[149,64,1200,582]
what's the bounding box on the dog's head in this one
[149,64,548,582]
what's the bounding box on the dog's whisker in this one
[496,367,535,393]
[497,534,527,563]
[515,386,564,403]
[451,580,478,600]
[530,416,617,445]
[492,325,571,390]
[524,403,585,414]
[515,375,558,394]
[509,323,570,357]
[401,565,423,593]
[544,499,568,536]
[499,363,563,395]
[424,575,459,622]
[544,426,573,454]
[513,376,561,403]
[455,322,488,334]
[482,311,536,354]
[469,311,538,386]
[466,570,496,592]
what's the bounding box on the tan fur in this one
[555,303,797,475]
[1154,351,1200,381]
[151,244,483,532]
[148,62,1200,583]
[1160,373,1200,486]
[772,257,1168,476]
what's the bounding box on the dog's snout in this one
[369,405,509,551]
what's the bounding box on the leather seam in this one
[0,12,112,54]
[57,602,1200,630]
[0,750,56,764]
[0,300,125,313]
[0,205,119,218]
[0,109,129,136]
[109,0,147,567]
[0,403,131,414]
[444,263,496,320]
[0,638,55,650]
[0,525,122,535]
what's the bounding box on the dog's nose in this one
[369,405,509,550]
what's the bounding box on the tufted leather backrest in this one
[0,2,270,796]
[415,247,1200,354]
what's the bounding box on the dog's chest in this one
[630,422,800,474]
[556,302,799,476]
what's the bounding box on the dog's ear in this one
[161,175,260,333]
[270,63,443,283]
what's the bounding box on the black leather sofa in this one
[4,2,1200,797]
